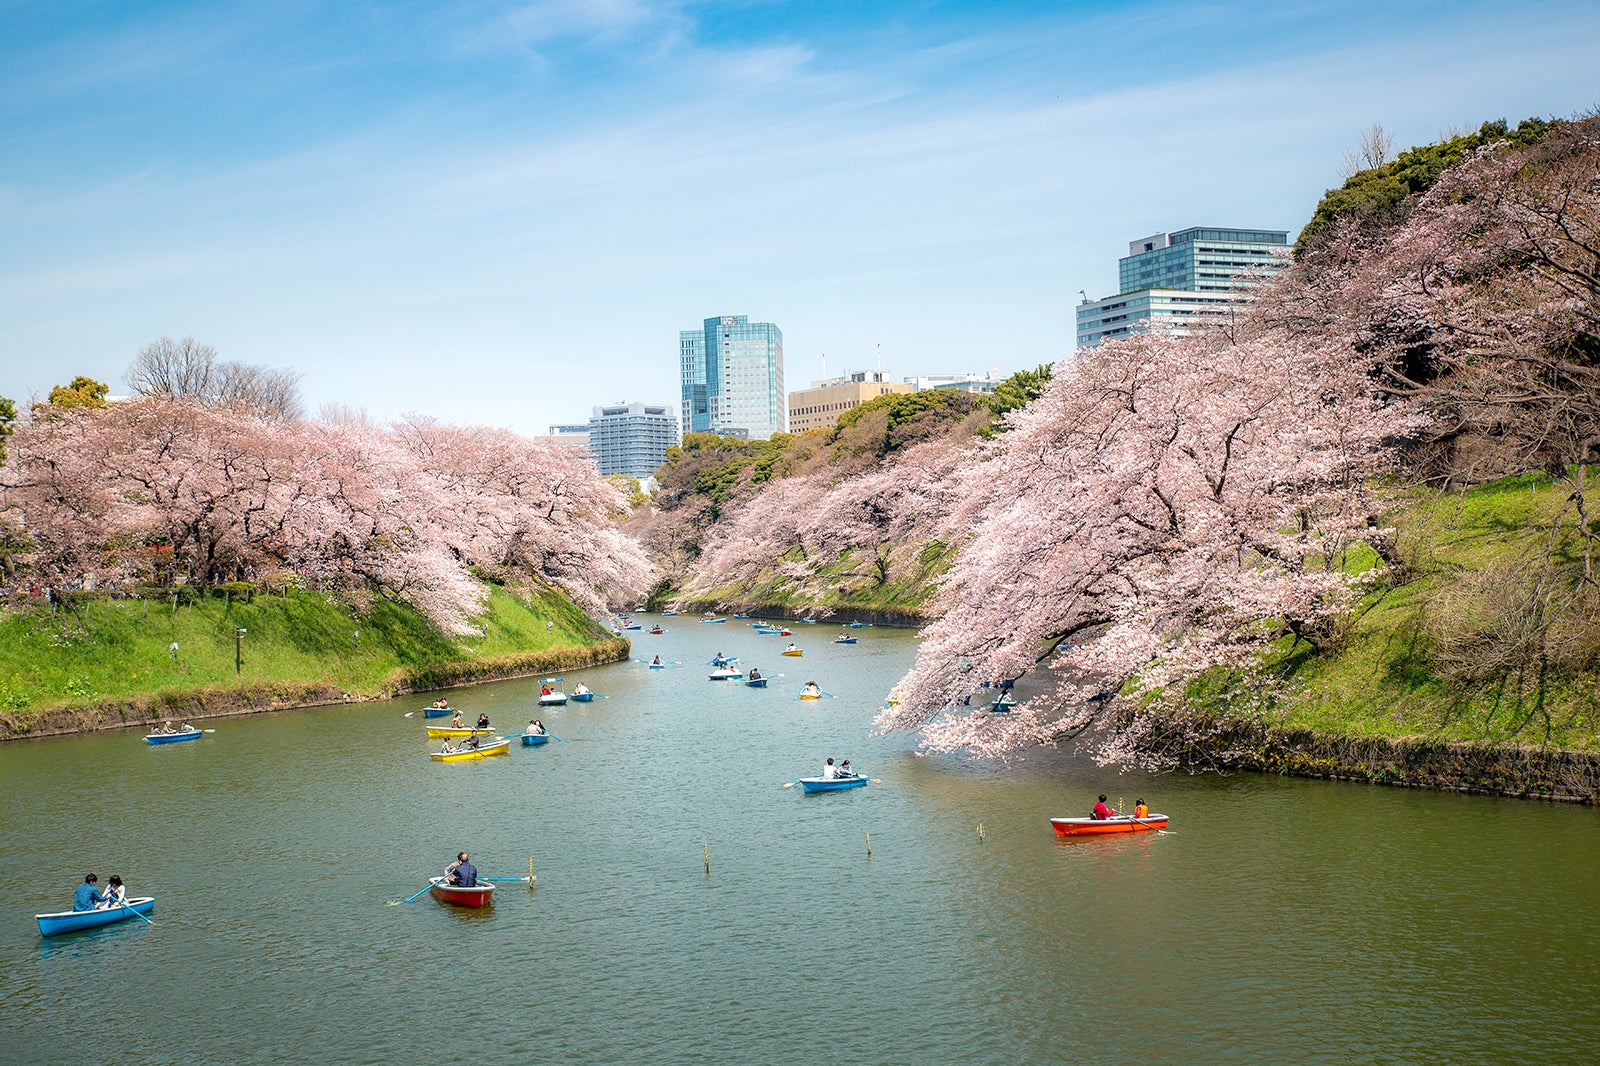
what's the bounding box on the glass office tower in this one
[680,315,785,439]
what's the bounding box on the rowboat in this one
[661,610,679,616]
[539,691,568,706]
[521,733,550,746]
[833,636,857,644]
[799,618,818,624]
[782,649,803,657]
[649,627,664,634]
[36,898,156,936]
[422,707,453,718]
[425,725,498,739]
[755,627,781,635]
[428,877,494,908]
[145,728,201,745]
[779,628,792,636]
[798,775,868,793]
[1049,814,1169,837]
[623,624,642,631]
[709,667,743,680]
[843,622,865,628]
[799,692,822,700]
[431,738,512,761]
[745,677,768,688]
[700,618,728,624]
[984,696,1018,714]
[571,691,595,702]
[733,613,748,618]
[647,662,665,669]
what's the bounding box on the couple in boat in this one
[820,757,857,780]
[72,873,130,911]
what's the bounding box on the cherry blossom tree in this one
[1,398,653,633]
[880,323,1397,758]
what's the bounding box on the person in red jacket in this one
[1091,795,1117,820]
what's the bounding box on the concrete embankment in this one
[0,637,631,741]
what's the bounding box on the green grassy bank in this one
[661,541,954,623]
[1254,474,1600,751]
[0,584,629,739]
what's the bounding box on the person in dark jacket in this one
[445,853,478,887]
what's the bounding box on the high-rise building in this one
[587,402,680,479]
[680,315,785,439]
[788,370,914,433]
[1076,226,1289,348]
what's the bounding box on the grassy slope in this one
[0,584,618,719]
[1254,474,1600,749]
[681,541,955,618]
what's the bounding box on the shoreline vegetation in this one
[0,582,630,742]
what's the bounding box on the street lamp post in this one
[235,627,247,675]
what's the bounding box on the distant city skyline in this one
[3,1,1597,436]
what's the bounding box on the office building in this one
[680,315,785,439]
[587,402,680,479]
[903,370,1006,395]
[547,423,591,449]
[1076,226,1289,348]
[788,370,914,433]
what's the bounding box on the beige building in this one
[787,370,914,433]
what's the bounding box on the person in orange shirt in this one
[1133,799,1150,819]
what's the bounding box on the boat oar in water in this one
[479,877,536,882]
[117,897,155,925]
[397,880,438,904]
[1129,816,1171,835]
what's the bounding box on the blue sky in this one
[2,0,1596,435]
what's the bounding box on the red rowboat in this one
[1049,814,1168,837]
[427,876,495,907]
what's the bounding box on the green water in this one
[1,621,1596,1065]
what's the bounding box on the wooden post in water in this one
[529,857,536,886]
[977,822,985,845]
[703,843,710,875]
[866,832,872,858]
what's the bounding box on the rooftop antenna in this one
[1078,289,1088,304]
[821,352,826,379]
[876,343,881,374]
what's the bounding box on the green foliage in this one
[655,433,790,518]
[0,395,15,464]
[981,365,1053,435]
[44,375,110,410]
[1296,117,1557,256]
[831,388,977,456]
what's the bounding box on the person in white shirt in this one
[822,757,838,780]
[574,683,590,695]
[99,875,128,909]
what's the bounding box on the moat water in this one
[2,620,1595,1064]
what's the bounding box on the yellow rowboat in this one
[782,649,803,657]
[799,693,822,700]
[431,738,511,761]
[425,726,498,739]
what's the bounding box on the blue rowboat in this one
[422,707,452,718]
[798,775,869,793]
[844,622,865,628]
[623,624,642,631]
[145,728,201,745]
[700,618,727,624]
[37,898,155,936]
[570,691,596,702]
[833,637,858,644]
[733,613,748,618]
[745,677,768,688]
[648,663,665,669]
[799,618,818,624]
[521,734,550,746]
[661,610,679,616]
